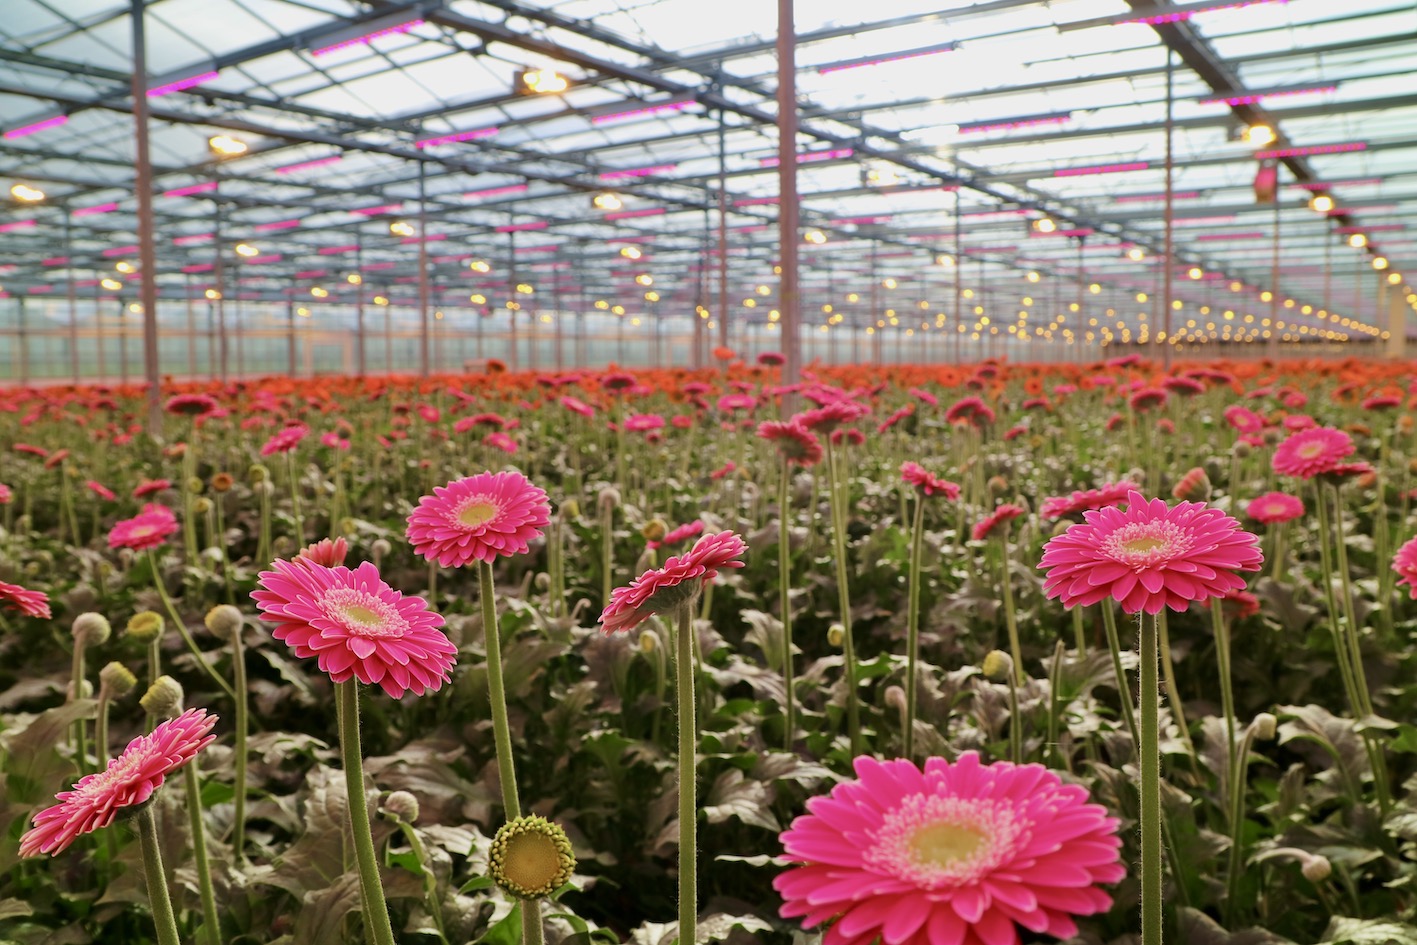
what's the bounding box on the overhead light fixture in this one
[589,96,694,125]
[100,278,123,291]
[592,191,623,211]
[311,14,424,57]
[936,253,955,267]
[1243,124,1276,147]
[1188,266,1204,280]
[865,165,900,188]
[518,68,569,95]
[1348,233,1368,248]
[373,295,389,306]
[1256,142,1366,160]
[1199,84,1337,107]
[1308,194,1335,213]
[415,127,499,148]
[275,154,344,174]
[10,183,45,202]
[347,273,362,285]
[635,274,654,287]
[115,260,135,273]
[204,288,221,300]
[619,246,642,260]
[957,112,1072,135]
[234,242,259,257]
[469,259,491,273]
[1388,272,1402,285]
[1054,161,1150,177]
[311,286,330,298]
[1127,247,1147,261]
[1026,271,1041,283]
[1373,256,1389,270]
[804,228,827,245]
[389,220,415,237]
[208,134,247,156]
[1032,217,1058,233]
[147,69,219,98]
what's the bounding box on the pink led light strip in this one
[466,184,528,199]
[353,203,402,215]
[72,202,118,217]
[415,126,499,148]
[173,233,214,246]
[1122,0,1289,26]
[603,208,665,221]
[275,154,343,174]
[147,71,219,98]
[599,164,678,180]
[496,222,547,232]
[103,245,139,257]
[760,148,853,167]
[958,113,1071,135]
[1198,84,1335,106]
[4,115,68,139]
[1256,142,1366,159]
[164,181,218,198]
[312,18,423,56]
[816,42,958,75]
[1054,161,1150,177]
[254,219,301,232]
[318,244,359,255]
[733,196,779,207]
[592,100,692,124]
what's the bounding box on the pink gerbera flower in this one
[601,531,746,634]
[624,413,666,433]
[649,520,705,552]
[1272,427,1355,479]
[108,503,179,552]
[1040,482,1135,520]
[20,708,217,857]
[945,396,995,426]
[260,423,309,456]
[973,503,1025,541]
[133,478,172,499]
[0,579,51,619]
[773,752,1124,945]
[758,420,823,467]
[1246,491,1304,524]
[406,471,551,568]
[164,393,220,418]
[0,482,11,504]
[253,559,455,698]
[85,480,117,502]
[796,400,869,434]
[901,462,960,499]
[560,395,596,418]
[1223,405,1265,434]
[1393,536,1417,598]
[1040,491,1262,614]
[298,536,349,567]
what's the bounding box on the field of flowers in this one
[1,353,1416,945]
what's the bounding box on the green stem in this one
[479,561,522,817]
[148,637,161,689]
[1211,601,1238,805]
[1005,670,1022,764]
[232,623,249,860]
[779,458,796,750]
[336,680,398,945]
[676,604,697,945]
[286,451,305,544]
[1224,726,1258,926]
[823,437,861,755]
[1158,612,1196,765]
[601,503,614,608]
[95,693,110,768]
[148,550,235,699]
[999,527,1024,686]
[1139,611,1164,945]
[1047,639,1067,770]
[904,490,925,760]
[136,804,183,945]
[70,643,88,775]
[1099,605,1139,745]
[183,764,222,945]
[183,441,199,564]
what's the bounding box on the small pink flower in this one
[717,393,757,413]
[253,559,454,698]
[1163,376,1206,396]
[132,478,172,499]
[320,431,351,450]
[85,480,116,502]
[600,531,746,634]
[1224,405,1265,434]
[908,387,938,407]
[1363,394,1401,411]
[901,462,959,499]
[1246,492,1304,524]
[0,482,11,505]
[108,504,179,552]
[561,396,596,418]
[298,537,349,567]
[796,400,868,433]
[831,428,865,447]
[758,421,823,467]
[0,579,50,619]
[164,393,219,417]
[876,404,915,434]
[972,503,1025,541]
[21,709,217,857]
[650,520,705,552]
[1393,536,1417,598]
[710,461,736,480]
[945,396,994,426]
[774,752,1124,945]
[260,423,309,456]
[624,414,666,433]
[757,351,785,366]
[406,471,550,568]
[484,432,519,454]
[1272,427,1354,480]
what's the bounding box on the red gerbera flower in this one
[600,531,746,634]
[132,478,172,499]
[901,462,960,499]
[164,393,220,417]
[758,421,823,467]
[973,503,1025,541]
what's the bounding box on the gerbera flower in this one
[1272,427,1354,479]
[773,752,1123,945]
[601,372,636,392]
[796,400,869,434]
[1363,394,1401,411]
[1393,536,1417,598]
[1039,491,1262,614]
[85,480,116,502]
[1129,388,1168,411]
[0,482,11,504]
[406,471,551,568]
[876,404,914,434]
[758,421,823,468]
[259,423,309,456]
[901,462,960,499]
[1163,376,1206,396]
[1246,491,1304,524]
[1223,405,1265,434]
[973,503,1025,541]
[757,351,785,367]
[717,393,757,413]
[298,536,349,567]
[108,504,179,552]
[320,431,351,450]
[908,387,938,407]
[831,428,865,447]
[20,708,217,857]
[1171,467,1211,502]
[44,450,71,470]
[624,413,666,433]
[1039,482,1136,521]
[164,393,219,417]
[484,432,519,454]
[600,531,746,634]
[560,395,596,417]
[650,520,705,552]
[253,559,455,698]
[944,396,994,426]
[0,579,51,619]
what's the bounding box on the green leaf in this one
[476,903,522,945]
[459,875,496,894]
[1320,917,1417,945]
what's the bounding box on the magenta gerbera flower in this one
[1394,536,1417,598]
[1040,482,1135,520]
[773,752,1124,945]
[901,462,960,499]
[1040,491,1262,614]
[253,559,455,698]
[649,519,705,552]
[108,503,179,552]
[973,503,1025,541]
[600,531,746,634]
[0,579,51,619]
[164,393,220,418]
[260,423,309,456]
[406,471,550,568]
[758,420,823,467]
[298,536,349,567]
[1246,491,1304,524]
[20,708,217,857]
[1272,427,1354,479]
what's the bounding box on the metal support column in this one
[776,0,801,386]
[286,297,297,377]
[130,0,162,428]
[1388,274,1407,359]
[717,108,730,353]
[65,210,79,384]
[1163,48,1174,370]
[418,160,430,378]
[355,237,366,376]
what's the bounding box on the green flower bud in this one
[125,611,165,643]
[982,649,1014,682]
[641,518,668,543]
[248,463,269,484]
[639,630,658,654]
[560,499,580,521]
[99,661,137,698]
[489,815,576,900]
[1301,854,1332,883]
[72,612,112,649]
[204,605,243,642]
[187,476,205,495]
[140,675,184,719]
[827,624,844,647]
[381,791,420,823]
[1252,712,1278,741]
[192,497,214,515]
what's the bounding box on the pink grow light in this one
[1194,231,1267,241]
[254,219,301,232]
[465,184,529,199]
[103,245,139,257]
[958,113,1071,134]
[163,181,218,198]
[496,222,548,232]
[147,71,219,98]
[599,164,678,181]
[312,19,423,56]
[603,208,665,221]
[1054,161,1150,177]
[4,115,68,139]
[275,155,344,174]
[592,100,692,124]
[353,203,402,216]
[415,127,499,148]
[1121,0,1289,27]
[72,202,118,217]
[317,244,358,255]
[173,233,214,246]
[1256,142,1366,159]
[1198,84,1336,106]
[760,148,853,167]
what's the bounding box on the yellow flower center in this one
[457,500,498,528]
[340,603,383,625]
[1298,442,1325,459]
[1121,536,1167,555]
[910,822,986,869]
[502,832,563,895]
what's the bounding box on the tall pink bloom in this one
[0,482,11,504]
[406,471,551,568]
[901,462,959,499]
[108,503,179,552]
[1040,491,1262,614]
[1393,536,1417,598]
[1246,492,1304,524]
[1271,427,1354,479]
[0,579,51,619]
[164,393,220,418]
[260,423,309,456]
[758,420,823,467]
[20,708,217,857]
[601,531,746,634]
[774,752,1124,945]
[253,559,455,698]
[648,520,705,552]
[1040,482,1134,520]
[973,503,1025,541]
[298,536,349,567]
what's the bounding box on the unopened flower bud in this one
[204,605,243,642]
[1171,467,1212,503]
[125,611,164,643]
[248,463,269,484]
[140,675,184,718]
[1301,854,1332,883]
[99,661,137,698]
[987,475,1009,496]
[533,572,550,591]
[382,791,420,823]
[598,487,620,513]
[1232,441,1252,460]
[883,685,906,713]
[210,472,234,493]
[560,499,580,520]
[187,476,205,495]
[641,518,668,543]
[982,649,1015,682]
[272,536,294,558]
[192,497,214,516]
[489,815,576,900]
[68,679,94,700]
[639,630,658,654]
[72,612,112,649]
[1252,712,1277,741]
[827,624,845,647]
[371,538,392,565]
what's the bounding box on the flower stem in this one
[1224,725,1259,926]
[479,560,522,818]
[1072,606,1087,657]
[183,763,222,945]
[904,489,925,760]
[778,458,796,750]
[1138,610,1164,945]
[1210,600,1238,805]
[70,643,88,775]
[95,693,111,768]
[600,502,614,608]
[1099,605,1139,744]
[231,623,249,860]
[999,528,1024,686]
[336,680,398,945]
[148,550,235,699]
[1158,612,1196,765]
[136,804,183,945]
[823,437,860,756]
[285,452,305,543]
[676,604,698,945]
[182,438,199,564]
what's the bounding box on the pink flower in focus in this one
[253,559,454,698]
[1040,491,1262,614]
[1393,535,1417,598]
[85,480,116,502]
[108,504,179,552]
[600,531,746,634]
[406,471,550,568]
[298,537,349,567]
[0,580,51,619]
[1272,427,1354,479]
[773,752,1124,945]
[901,462,959,499]
[973,503,1025,541]
[20,709,217,857]
[1246,492,1304,524]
